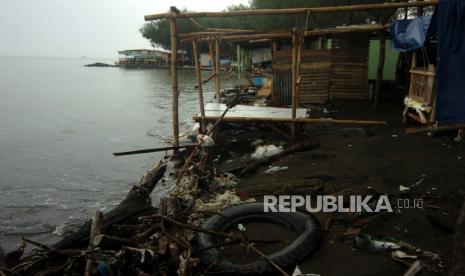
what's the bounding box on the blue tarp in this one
[390,16,432,52]
[435,0,465,124]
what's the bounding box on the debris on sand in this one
[251,145,283,160]
[264,166,289,174]
[355,233,400,252]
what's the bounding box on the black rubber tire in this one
[196,203,322,274]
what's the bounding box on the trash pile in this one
[0,111,324,276]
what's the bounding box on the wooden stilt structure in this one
[291,29,299,139]
[144,0,438,142]
[169,16,179,150]
[214,39,221,102]
[192,37,206,133]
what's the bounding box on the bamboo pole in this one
[169,17,180,149]
[373,29,386,110]
[192,115,386,126]
[206,28,256,33]
[186,18,205,30]
[195,72,216,88]
[145,1,438,20]
[192,38,206,133]
[406,124,465,134]
[193,24,390,42]
[304,24,390,37]
[179,31,257,39]
[214,39,221,102]
[198,32,291,42]
[291,30,299,139]
[209,41,215,74]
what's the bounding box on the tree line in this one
[139,0,420,54]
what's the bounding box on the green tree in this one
[140,0,406,51]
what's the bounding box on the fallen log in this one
[52,160,167,249]
[84,210,102,276]
[239,142,319,177]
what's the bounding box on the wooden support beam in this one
[179,31,259,42]
[214,39,221,102]
[186,18,205,30]
[192,115,387,126]
[304,24,390,36]
[169,17,180,149]
[406,124,465,134]
[205,28,256,33]
[417,0,424,16]
[192,24,390,42]
[192,38,206,133]
[197,32,291,42]
[291,30,299,139]
[195,73,216,88]
[145,1,438,20]
[373,29,386,110]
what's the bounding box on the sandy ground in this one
[215,99,464,275]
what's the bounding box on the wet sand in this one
[215,99,464,275]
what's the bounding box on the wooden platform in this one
[201,103,307,119]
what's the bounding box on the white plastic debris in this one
[251,145,282,160]
[292,265,320,276]
[192,123,200,133]
[399,185,410,193]
[237,223,246,232]
[53,224,66,236]
[292,266,303,276]
[251,139,265,147]
[264,166,288,174]
[197,134,215,147]
[392,250,418,260]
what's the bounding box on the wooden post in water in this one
[373,29,386,110]
[192,37,206,133]
[214,39,221,102]
[169,16,180,149]
[291,29,299,139]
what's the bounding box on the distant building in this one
[117,49,170,68]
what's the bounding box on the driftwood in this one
[52,160,167,249]
[84,210,102,276]
[240,142,319,177]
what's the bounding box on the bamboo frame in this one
[187,24,390,42]
[145,1,438,20]
[144,1,438,145]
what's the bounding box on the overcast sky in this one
[0,0,249,58]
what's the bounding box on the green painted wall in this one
[368,39,399,81]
